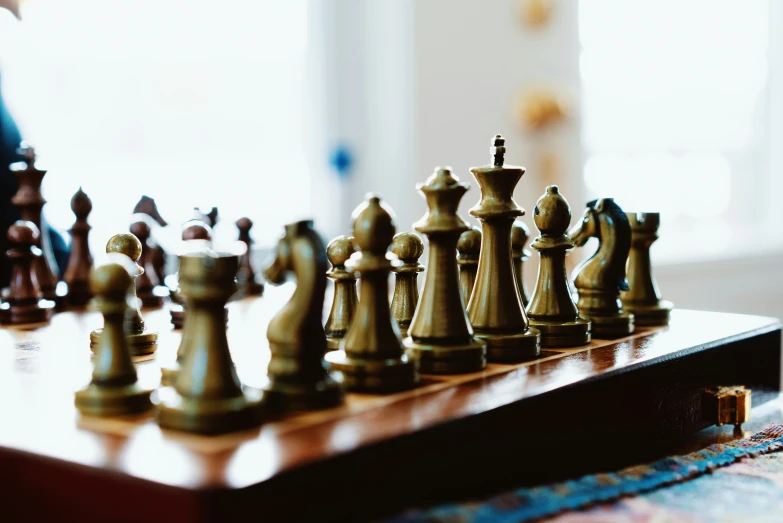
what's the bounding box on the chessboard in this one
[0,287,779,522]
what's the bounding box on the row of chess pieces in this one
[2,135,674,435]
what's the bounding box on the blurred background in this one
[0,0,780,317]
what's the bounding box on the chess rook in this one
[511,220,532,307]
[325,235,358,350]
[90,234,158,356]
[158,249,264,434]
[569,198,635,338]
[390,232,424,338]
[526,186,591,347]
[404,167,487,374]
[129,215,165,308]
[236,217,264,297]
[457,226,481,307]
[62,188,94,308]
[466,135,540,361]
[9,144,59,302]
[75,262,153,417]
[620,212,673,325]
[263,220,343,412]
[325,195,419,392]
[0,221,55,324]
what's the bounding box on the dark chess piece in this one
[158,249,264,434]
[263,220,343,412]
[325,235,358,351]
[75,262,153,417]
[9,144,59,303]
[457,226,481,307]
[390,232,424,338]
[133,195,168,227]
[569,198,635,338]
[325,195,419,392]
[235,217,264,297]
[193,206,218,228]
[526,186,591,347]
[511,220,532,307]
[0,221,55,325]
[169,219,214,330]
[620,212,673,326]
[62,188,93,308]
[90,234,158,356]
[466,135,540,362]
[129,215,165,308]
[404,167,487,374]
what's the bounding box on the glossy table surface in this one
[0,283,780,492]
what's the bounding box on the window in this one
[0,0,309,252]
[579,0,771,263]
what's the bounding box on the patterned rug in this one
[388,424,783,523]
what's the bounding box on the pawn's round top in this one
[8,220,39,245]
[511,221,530,249]
[182,220,212,241]
[70,187,92,218]
[129,218,152,241]
[534,185,571,236]
[327,235,356,268]
[236,217,253,232]
[106,233,142,262]
[352,194,396,255]
[390,232,424,262]
[424,166,461,189]
[457,227,481,255]
[90,263,133,298]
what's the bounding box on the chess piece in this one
[526,186,591,347]
[511,220,532,307]
[90,234,158,356]
[158,248,264,434]
[133,195,168,227]
[235,217,264,297]
[169,220,214,329]
[75,262,153,417]
[390,232,424,338]
[193,206,218,228]
[62,188,93,308]
[9,144,59,302]
[325,235,358,350]
[325,195,419,392]
[263,220,343,412]
[404,167,487,374]
[620,212,673,326]
[0,221,55,324]
[569,198,635,338]
[129,215,165,308]
[457,227,481,307]
[466,135,540,361]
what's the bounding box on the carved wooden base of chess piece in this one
[576,289,635,338]
[90,328,158,356]
[158,388,264,434]
[327,352,418,392]
[0,298,54,325]
[75,382,153,417]
[264,380,343,413]
[623,301,672,326]
[527,318,591,348]
[405,339,487,374]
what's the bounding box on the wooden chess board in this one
[0,285,780,522]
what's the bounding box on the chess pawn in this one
[75,262,153,416]
[263,220,343,412]
[511,220,532,307]
[158,248,264,434]
[129,215,165,308]
[526,186,591,347]
[569,198,635,338]
[467,135,540,361]
[90,234,158,356]
[620,212,673,325]
[325,195,419,392]
[390,232,424,338]
[62,188,93,308]
[457,227,481,307]
[169,220,214,330]
[10,144,59,303]
[404,167,487,374]
[235,217,264,297]
[132,195,169,284]
[0,221,55,324]
[325,235,358,350]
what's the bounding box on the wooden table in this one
[0,285,779,522]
